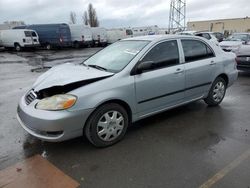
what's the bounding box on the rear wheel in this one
[73,41,80,48]
[14,43,21,52]
[204,77,226,106]
[84,103,129,147]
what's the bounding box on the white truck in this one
[90,27,108,46]
[106,28,133,44]
[69,24,93,48]
[0,29,40,51]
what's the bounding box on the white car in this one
[219,33,250,52]
[195,32,219,45]
[178,31,197,36]
[0,29,40,51]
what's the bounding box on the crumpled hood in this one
[219,41,243,47]
[33,63,114,91]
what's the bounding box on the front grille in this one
[25,90,37,105]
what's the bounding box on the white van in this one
[90,27,107,46]
[69,24,93,48]
[107,28,133,44]
[0,29,39,51]
[132,26,159,37]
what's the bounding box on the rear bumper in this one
[17,96,93,142]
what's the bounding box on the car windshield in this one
[225,34,248,41]
[84,40,149,73]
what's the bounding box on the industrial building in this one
[187,17,250,36]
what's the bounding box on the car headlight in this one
[36,94,77,111]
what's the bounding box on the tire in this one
[84,103,129,147]
[73,41,80,48]
[204,77,227,106]
[14,43,21,52]
[45,43,52,50]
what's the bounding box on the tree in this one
[82,3,99,27]
[69,11,77,24]
[83,11,88,26]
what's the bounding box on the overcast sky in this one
[0,0,249,28]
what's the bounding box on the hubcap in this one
[97,111,124,142]
[213,81,225,102]
[16,46,20,51]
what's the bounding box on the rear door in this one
[134,40,185,116]
[180,39,216,100]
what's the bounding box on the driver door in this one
[134,40,185,116]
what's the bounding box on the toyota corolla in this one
[17,35,238,147]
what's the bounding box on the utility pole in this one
[168,0,186,33]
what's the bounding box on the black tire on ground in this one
[84,103,129,147]
[204,77,227,106]
[73,41,80,48]
[14,43,21,52]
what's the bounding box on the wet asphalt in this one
[0,48,249,188]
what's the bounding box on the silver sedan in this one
[17,35,238,147]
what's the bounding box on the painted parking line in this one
[0,155,79,188]
[199,149,250,188]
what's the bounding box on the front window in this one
[141,40,180,69]
[84,40,149,73]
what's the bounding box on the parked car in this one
[17,35,238,147]
[219,33,250,52]
[90,27,107,46]
[0,29,39,51]
[69,24,92,48]
[235,45,250,72]
[14,23,72,50]
[213,32,224,42]
[178,31,197,36]
[107,28,133,44]
[195,32,219,45]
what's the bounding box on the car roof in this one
[122,34,203,42]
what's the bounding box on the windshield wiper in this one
[88,64,108,71]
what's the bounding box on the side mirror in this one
[136,61,155,74]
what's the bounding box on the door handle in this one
[210,61,216,65]
[175,68,184,74]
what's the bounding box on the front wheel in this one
[204,77,226,106]
[84,103,129,147]
[45,43,52,50]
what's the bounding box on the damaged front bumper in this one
[17,95,94,142]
